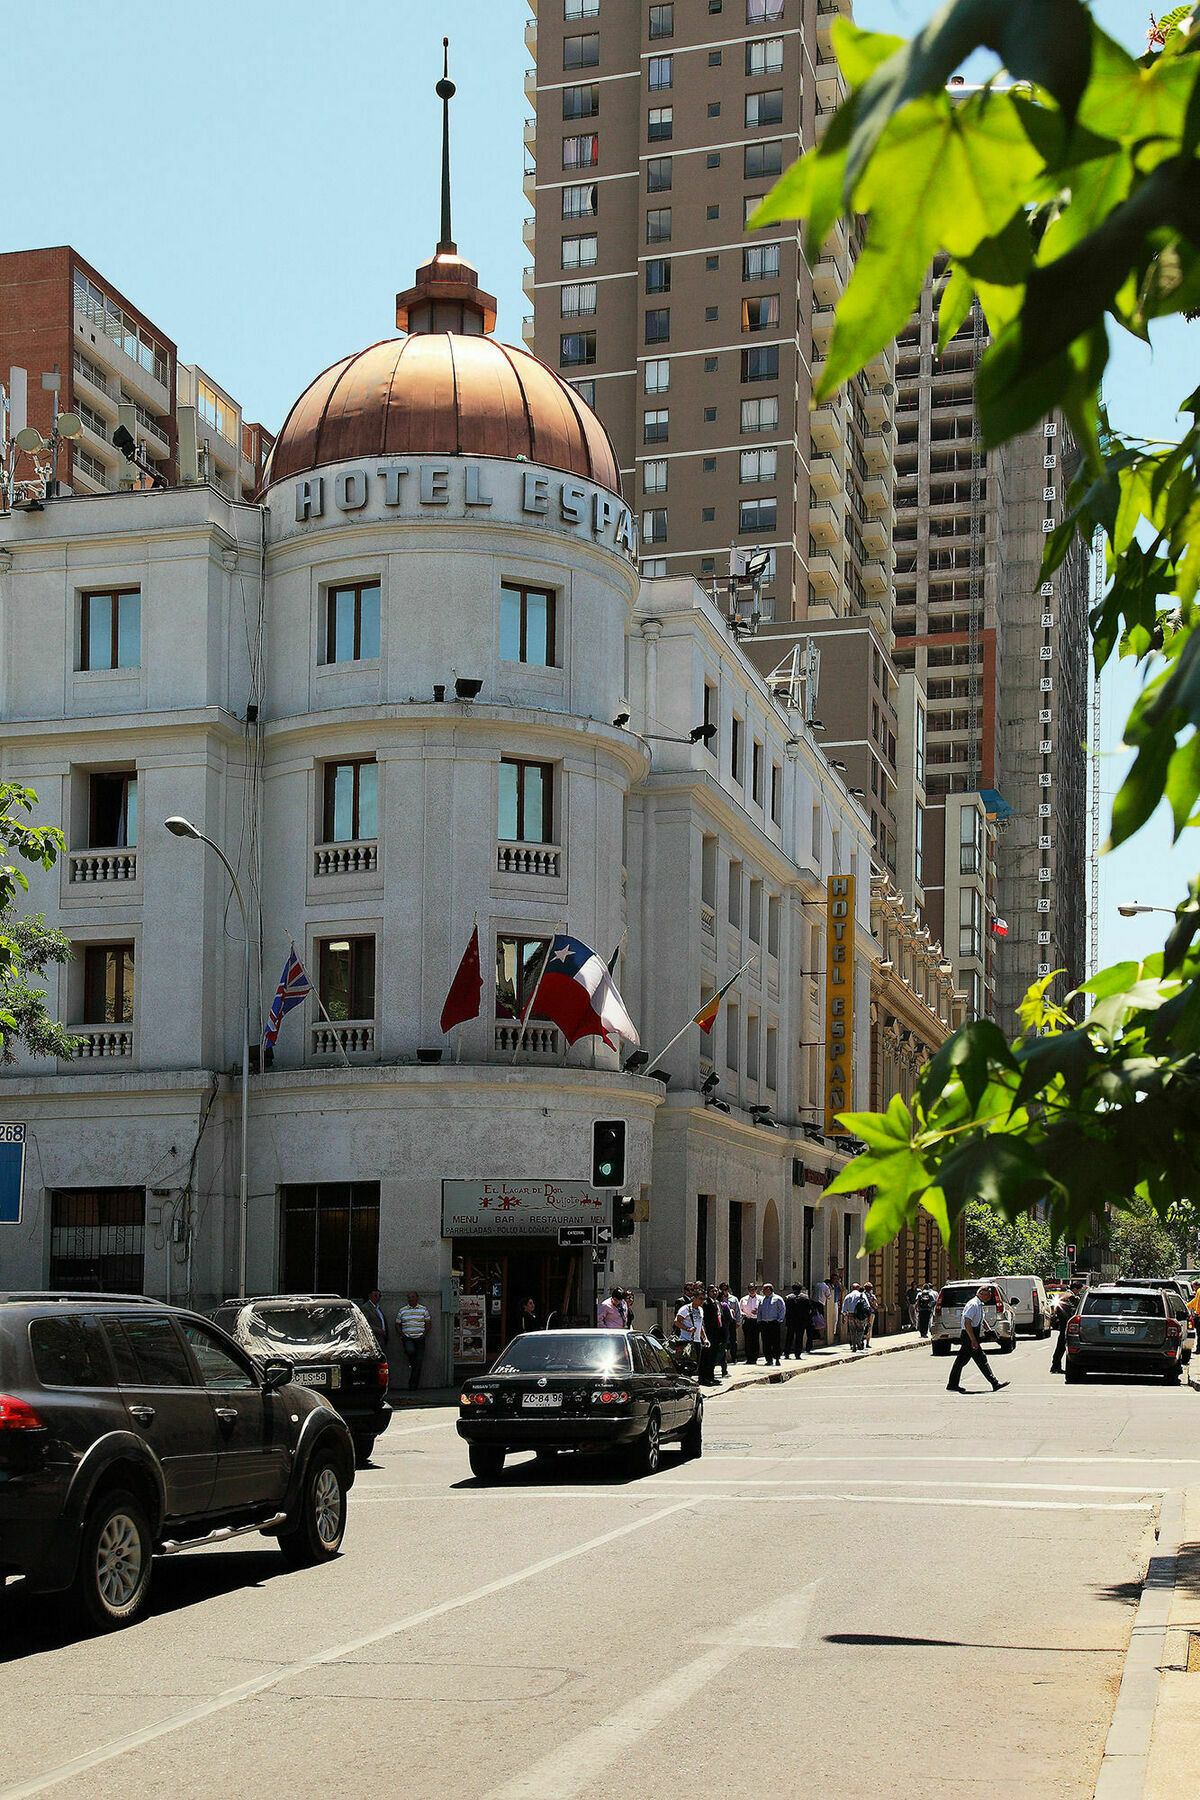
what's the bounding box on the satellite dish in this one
[14,426,44,453]
[55,411,83,440]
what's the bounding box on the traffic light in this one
[1067,1243,1077,1263]
[592,1119,626,1187]
[614,1194,635,1239]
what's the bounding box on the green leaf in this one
[1077,24,1198,156]
[917,1017,1016,1112]
[938,1135,1050,1222]
[1164,728,1200,836]
[830,19,904,89]
[1080,959,1143,997]
[937,260,974,352]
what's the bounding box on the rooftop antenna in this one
[437,38,457,254]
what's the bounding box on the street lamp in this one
[165,815,251,1297]
[1117,902,1176,917]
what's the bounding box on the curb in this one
[705,1332,927,1400]
[1093,1490,1183,1800]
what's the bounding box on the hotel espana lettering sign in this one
[824,874,855,1133]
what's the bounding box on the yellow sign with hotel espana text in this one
[824,874,855,1134]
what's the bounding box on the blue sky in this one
[5,0,1191,971]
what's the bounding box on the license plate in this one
[293,1367,340,1388]
[1107,1325,1138,1336]
[521,1392,562,1408]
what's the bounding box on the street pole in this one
[165,817,251,1297]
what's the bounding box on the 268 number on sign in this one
[0,1126,25,1144]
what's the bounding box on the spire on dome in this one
[396,37,498,337]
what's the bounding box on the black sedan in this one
[457,1329,702,1481]
[1065,1285,1188,1383]
[210,1295,391,1465]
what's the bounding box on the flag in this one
[991,917,1009,938]
[535,934,639,1049]
[693,968,743,1035]
[263,948,312,1049]
[440,925,482,1033]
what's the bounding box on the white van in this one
[999,1276,1050,1337]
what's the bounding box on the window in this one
[740,497,777,531]
[649,2,674,36]
[561,282,597,318]
[565,0,599,13]
[564,33,600,69]
[641,558,667,577]
[726,1001,740,1071]
[322,758,378,843]
[646,207,672,242]
[318,936,376,1021]
[562,233,598,268]
[743,244,780,280]
[570,378,596,405]
[708,101,721,116]
[731,715,744,784]
[741,396,778,432]
[702,457,717,471]
[106,1316,193,1387]
[182,1322,255,1390]
[642,459,668,493]
[704,681,717,749]
[645,258,671,293]
[562,83,599,119]
[642,508,668,542]
[752,741,764,805]
[915,703,926,786]
[648,54,673,88]
[745,90,784,127]
[707,152,721,169]
[643,408,669,443]
[705,305,719,321]
[707,203,721,219]
[746,35,784,73]
[645,358,670,394]
[645,307,670,344]
[30,1316,113,1387]
[702,507,715,522]
[702,834,718,906]
[747,0,784,18]
[560,330,597,365]
[89,771,137,848]
[648,105,673,141]
[741,345,779,382]
[499,757,553,842]
[501,582,556,665]
[79,589,140,672]
[767,890,781,951]
[708,49,722,65]
[563,132,599,169]
[646,156,672,192]
[746,1011,760,1077]
[83,943,134,1025]
[960,805,983,874]
[562,183,598,219]
[496,935,557,1024]
[728,859,743,926]
[959,886,982,960]
[280,1182,380,1297]
[49,1188,145,1294]
[740,448,777,483]
[322,580,380,663]
[914,802,924,888]
[704,356,718,371]
[743,194,766,226]
[765,1024,778,1090]
[744,140,783,179]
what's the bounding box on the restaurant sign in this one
[442,1179,610,1239]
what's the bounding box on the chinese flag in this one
[440,925,482,1032]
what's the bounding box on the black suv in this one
[0,1293,356,1630]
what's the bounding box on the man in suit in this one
[361,1289,388,1348]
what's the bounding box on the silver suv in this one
[930,1281,1016,1356]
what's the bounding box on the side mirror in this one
[261,1357,293,1393]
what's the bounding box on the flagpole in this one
[641,954,758,1073]
[286,930,352,1070]
[510,928,559,1067]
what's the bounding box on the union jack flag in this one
[263,948,312,1049]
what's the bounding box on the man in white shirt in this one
[740,1284,761,1364]
[948,1285,1009,1393]
[674,1286,707,1376]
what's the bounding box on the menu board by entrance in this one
[454,1293,488,1364]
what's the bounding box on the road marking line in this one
[0,1499,704,1800]
[652,1487,1150,1513]
[482,1583,819,1800]
[659,1477,1162,1496]
[704,1453,1200,1468]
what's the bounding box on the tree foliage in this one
[750,2,1200,1254]
[0,784,77,1063]
[962,1200,1059,1282]
[1109,1198,1178,1277]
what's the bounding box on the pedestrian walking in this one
[785,1285,812,1358]
[740,1283,761,1364]
[842,1282,868,1353]
[674,1286,708,1379]
[396,1291,432,1392]
[1049,1283,1082,1374]
[719,1283,741,1363]
[863,1281,880,1347]
[517,1297,541,1333]
[361,1289,389,1348]
[906,1284,918,1329]
[596,1287,626,1328]
[916,1284,936,1337]
[704,1285,726,1381]
[947,1284,1009,1393]
[825,1272,841,1344]
[811,1276,830,1348]
[758,1283,786,1365]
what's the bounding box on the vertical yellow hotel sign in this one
[824,873,855,1133]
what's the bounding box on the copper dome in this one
[261,331,621,498]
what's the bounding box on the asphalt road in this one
[3,1338,1197,1800]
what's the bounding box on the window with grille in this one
[645,307,670,344]
[49,1188,146,1294]
[743,244,780,280]
[646,156,672,192]
[560,331,597,366]
[642,508,668,542]
[563,132,599,169]
[746,35,784,73]
[562,282,597,316]
[564,33,600,69]
[562,233,598,268]
[645,258,671,293]
[739,448,777,483]
[562,83,599,119]
[562,183,598,219]
[742,294,780,331]
[648,55,673,89]
[648,106,673,141]
[279,1182,380,1297]
[744,140,783,179]
[740,396,778,432]
[739,497,777,531]
[745,89,783,127]
[646,207,672,242]
[741,345,779,382]
[643,408,669,442]
[644,359,670,394]
[642,460,668,494]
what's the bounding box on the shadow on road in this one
[452,1447,689,1490]
[825,1631,1118,1653]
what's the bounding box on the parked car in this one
[457,1328,702,1481]
[209,1295,391,1467]
[998,1275,1050,1338]
[0,1292,355,1630]
[929,1281,1016,1356]
[1065,1284,1188,1383]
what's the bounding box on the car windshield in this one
[489,1332,633,1375]
[1082,1293,1165,1317]
[239,1303,374,1353]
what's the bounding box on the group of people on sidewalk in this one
[671,1275,884,1385]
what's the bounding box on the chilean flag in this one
[536,934,639,1049]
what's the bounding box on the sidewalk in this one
[1122,1487,1200,1800]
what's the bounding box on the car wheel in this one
[680,1399,703,1461]
[73,1489,153,1632]
[353,1435,376,1469]
[278,1449,348,1566]
[1166,1367,1183,1385]
[469,1445,506,1482]
[630,1411,662,1478]
[1064,1364,1084,1384]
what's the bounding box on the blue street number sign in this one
[0,1125,26,1225]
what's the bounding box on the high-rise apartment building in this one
[525,0,894,630]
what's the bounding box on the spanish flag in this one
[693,967,746,1035]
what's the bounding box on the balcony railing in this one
[313,840,378,878]
[700,903,716,940]
[497,841,561,878]
[494,1023,563,1057]
[73,1026,134,1059]
[311,1020,375,1057]
[70,848,137,883]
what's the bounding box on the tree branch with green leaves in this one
[0,783,78,1063]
